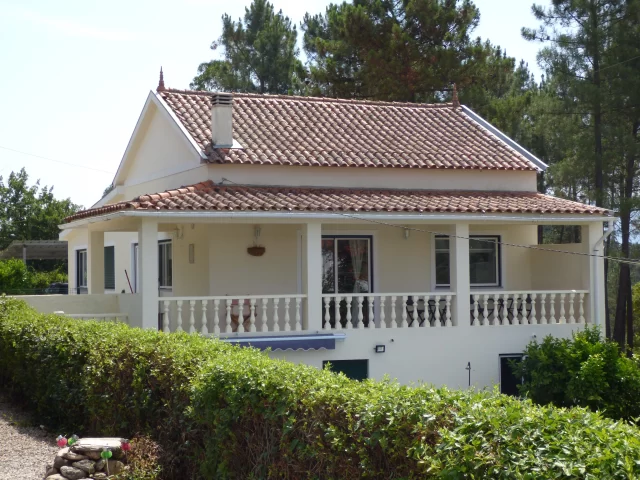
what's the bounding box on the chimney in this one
[211,93,233,148]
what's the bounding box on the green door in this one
[323,359,369,381]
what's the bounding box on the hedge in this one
[2,298,640,479]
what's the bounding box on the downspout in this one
[592,219,614,326]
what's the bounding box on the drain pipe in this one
[592,219,615,326]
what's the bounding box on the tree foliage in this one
[0,168,80,250]
[191,0,304,94]
[302,0,511,103]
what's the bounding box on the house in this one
[27,72,614,390]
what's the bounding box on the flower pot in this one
[247,246,266,257]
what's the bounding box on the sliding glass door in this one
[322,236,372,328]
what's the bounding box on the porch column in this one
[138,218,159,330]
[450,223,470,327]
[303,222,322,330]
[587,221,606,331]
[87,230,105,294]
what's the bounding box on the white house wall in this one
[207,164,538,192]
[117,103,202,190]
[269,324,583,388]
[208,224,301,296]
[65,220,574,301]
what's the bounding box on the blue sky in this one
[0,0,547,209]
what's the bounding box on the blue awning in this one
[223,333,346,351]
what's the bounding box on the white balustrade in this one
[469,291,589,326]
[158,290,586,335]
[66,313,129,323]
[160,295,306,335]
[320,293,456,329]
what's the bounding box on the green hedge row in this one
[2,298,640,479]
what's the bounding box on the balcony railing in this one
[160,295,306,334]
[157,290,588,334]
[321,293,456,329]
[469,290,589,326]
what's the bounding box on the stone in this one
[83,450,101,461]
[92,474,108,480]
[71,437,124,459]
[94,459,105,471]
[105,460,125,475]
[44,467,58,477]
[59,466,87,480]
[62,451,87,462]
[45,475,66,480]
[54,450,71,469]
[71,459,95,475]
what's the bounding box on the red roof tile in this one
[159,89,539,171]
[66,181,610,222]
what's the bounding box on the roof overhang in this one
[461,105,548,172]
[60,209,614,231]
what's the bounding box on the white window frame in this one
[158,240,172,289]
[433,234,501,288]
[76,249,87,289]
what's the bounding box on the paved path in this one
[0,393,57,480]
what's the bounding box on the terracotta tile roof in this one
[158,89,539,171]
[65,181,610,222]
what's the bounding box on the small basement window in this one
[323,359,369,381]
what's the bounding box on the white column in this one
[139,218,159,330]
[87,230,105,294]
[587,222,606,332]
[450,223,470,327]
[303,223,322,330]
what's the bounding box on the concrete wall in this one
[207,164,538,192]
[15,294,140,322]
[269,324,583,388]
[530,243,588,291]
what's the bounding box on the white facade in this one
[31,89,613,391]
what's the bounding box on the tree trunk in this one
[614,263,628,348]
[626,275,633,356]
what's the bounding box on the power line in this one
[0,145,115,175]
[219,177,640,267]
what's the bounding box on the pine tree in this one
[191,0,304,94]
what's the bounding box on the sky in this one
[0,0,547,209]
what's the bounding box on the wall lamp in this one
[374,345,386,353]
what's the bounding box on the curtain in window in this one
[349,239,366,293]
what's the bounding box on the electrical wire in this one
[218,177,640,267]
[0,145,115,175]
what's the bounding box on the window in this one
[323,359,369,381]
[104,246,115,290]
[321,236,372,294]
[76,249,87,289]
[435,235,501,287]
[158,240,172,288]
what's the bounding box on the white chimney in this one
[211,93,233,148]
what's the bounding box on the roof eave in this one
[60,209,613,230]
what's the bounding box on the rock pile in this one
[45,438,128,480]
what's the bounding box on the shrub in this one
[0,258,67,294]
[512,326,640,421]
[2,298,640,479]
